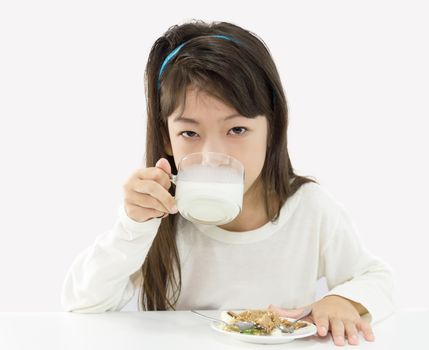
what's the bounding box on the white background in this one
[0,0,428,312]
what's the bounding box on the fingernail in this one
[349,335,358,343]
[368,333,375,341]
[319,326,327,336]
[170,205,178,214]
[334,336,344,345]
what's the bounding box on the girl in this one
[62,20,394,346]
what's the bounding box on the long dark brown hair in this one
[139,20,318,310]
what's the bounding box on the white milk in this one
[174,165,244,225]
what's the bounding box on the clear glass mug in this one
[170,152,245,225]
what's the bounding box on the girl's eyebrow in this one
[173,113,244,125]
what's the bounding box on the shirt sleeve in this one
[318,205,396,324]
[61,204,162,313]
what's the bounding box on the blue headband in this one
[157,34,239,91]
[156,34,276,106]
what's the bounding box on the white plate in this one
[210,311,318,345]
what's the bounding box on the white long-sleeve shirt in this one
[61,182,395,324]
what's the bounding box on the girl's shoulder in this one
[294,181,345,216]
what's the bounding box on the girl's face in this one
[165,86,269,196]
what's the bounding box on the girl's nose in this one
[201,138,228,155]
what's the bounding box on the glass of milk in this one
[170,152,244,225]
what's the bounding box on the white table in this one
[0,309,427,349]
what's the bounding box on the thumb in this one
[155,158,172,177]
[268,304,308,319]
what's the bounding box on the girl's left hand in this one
[268,295,375,346]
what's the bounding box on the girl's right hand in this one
[123,158,178,222]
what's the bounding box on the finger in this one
[344,320,359,345]
[356,319,375,342]
[125,191,171,214]
[124,203,167,222]
[134,167,172,190]
[329,317,345,346]
[155,158,172,178]
[132,180,177,213]
[312,313,329,337]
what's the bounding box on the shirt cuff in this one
[116,203,162,241]
[323,280,395,325]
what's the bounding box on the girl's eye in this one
[180,131,198,138]
[228,127,248,135]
